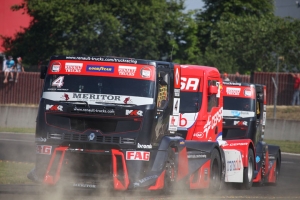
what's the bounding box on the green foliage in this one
[2,0,300,73]
[1,0,197,66]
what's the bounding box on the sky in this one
[185,0,205,10]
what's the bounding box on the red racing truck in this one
[178,65,280,189]
[28,56,227,192]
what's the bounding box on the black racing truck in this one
[28,56,225,192]
[222,82,281,186]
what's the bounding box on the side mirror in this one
[257,93,263,103]
[40,65,47,79]
[208,85,218,95]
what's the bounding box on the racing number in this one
[52,76,64,88]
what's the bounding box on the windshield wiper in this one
[59,101,89,107]
[95,102,137,107]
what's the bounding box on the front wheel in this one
[162,148,177,194]
[209,148,222,191]
[242,148,254,190]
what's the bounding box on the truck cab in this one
[222,82,281,186]
[30,56,191,191]
[222,82,266,144]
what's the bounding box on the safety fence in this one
[0,71,296,105]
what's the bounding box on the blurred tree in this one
[193,0,276,73]
[210,16,300,73]
[1,0,197,66]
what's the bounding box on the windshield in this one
[180,92,203,113]
[44,75,154,98]
[224,97,255,112]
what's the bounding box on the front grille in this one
[47,132,135,145]
[46,114,141,133]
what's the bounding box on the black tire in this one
[242,148,254,190]
[209,148,222,191]
[162,148,177,194]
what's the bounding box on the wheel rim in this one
[248,156,253,182]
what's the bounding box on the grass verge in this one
[0,161,34,184]
[0,127,35,134]
[267,106,300,121]
[265,139,300,154]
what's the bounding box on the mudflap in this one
[220,139,254,183]
[266,144,281,184]
[223,149,244,182]
[43,147,129,190]
[252,143,281,184]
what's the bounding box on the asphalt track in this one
[0,133,300,200]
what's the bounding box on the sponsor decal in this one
[228,143,248,146]
[224,110,255,118]
[244,89,252,96]
[174,65,181,89]
[35,137,47,142]
[256,156,260,163]
[61,93,70,101]
[226,87,241,95]
[73,183,96,188]
[179,113,199,128]
[43,92,154,106]
[231,110,241,117]
[262,112,266,125]
[224,150,243,182]
[72,93,121,101]
[227,159,242,171]
[36,145,52,155]
[223,82,242,86]
[123,97,133,104]
[126,151,150,161]
[118,66,137,76]
[52,76,64,88]
[46,104,63,111]
[86,65,114,73]
[137,175,158,184]
[174,89,180,97]
[269,155,276,160]
[187,154,207,159]
[179,140,185,145]
[88,133,95,141]
[140,67,151,78]
[126,110,143,116]
[65,63,83,72]
[173,98,180,115]
[203,107,223,138]
[65,56,138,64]
[181,77,199,91]
[51,62,61,72]
[193,132,204,138]
[137,143,152,149]
[233,121,248,126]
[168,115,179,131]
[73,107,115,114]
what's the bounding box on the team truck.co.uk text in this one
[27,56,280,192]
[177,68,281,189]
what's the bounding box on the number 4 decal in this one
[52,76,64,88]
